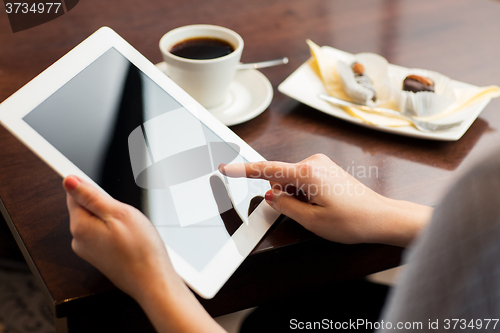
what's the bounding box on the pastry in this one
[336,60,377,104]
[403,74,435,93]
[351,62,377,102]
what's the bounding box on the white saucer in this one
[155,62,273,126]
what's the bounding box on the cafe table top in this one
[0,0,499,322]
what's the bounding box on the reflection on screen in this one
[23,48,268,271]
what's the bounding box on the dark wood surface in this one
[1,0,500,326]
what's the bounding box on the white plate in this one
[278,46,492,141]
[156,62,273,126]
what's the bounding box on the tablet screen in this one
[23,47,268,271]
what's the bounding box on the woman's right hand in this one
[221,154,432,247]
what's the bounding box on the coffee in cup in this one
[159,25,244,109]
[169,37,235,60]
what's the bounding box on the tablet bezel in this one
[0,27,280,299]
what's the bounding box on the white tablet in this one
[0,27,280,299]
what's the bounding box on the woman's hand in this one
[63,176,181,301]
[63,176,225,333]
[220,154,432,247]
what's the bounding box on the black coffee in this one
[169,37,235,60]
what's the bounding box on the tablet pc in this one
[0,27,280,299]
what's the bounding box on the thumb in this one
[265,189,316,224]
[63,176,117,219]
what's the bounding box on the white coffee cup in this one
[159,25,244,109]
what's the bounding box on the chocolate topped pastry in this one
[351,62,377,102]
[403,74,435,93]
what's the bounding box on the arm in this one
[220,153,432,247]
[63,176,225,333]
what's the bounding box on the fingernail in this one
[218,163,227,174]
[63,176,80,191]
[265,190,274,205]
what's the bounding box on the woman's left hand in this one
[63,176,183,302]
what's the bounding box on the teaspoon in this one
[237,57,288,70]
[318,93,463,132]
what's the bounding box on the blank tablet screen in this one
[23,47,268,271]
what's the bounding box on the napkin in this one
[307,40,500,127]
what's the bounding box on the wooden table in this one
[1,0,500,330]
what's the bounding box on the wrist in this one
[374,196,433,247]
[134,271,225,333]
[132,267,186,308]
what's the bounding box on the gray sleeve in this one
[379,152,500,332]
